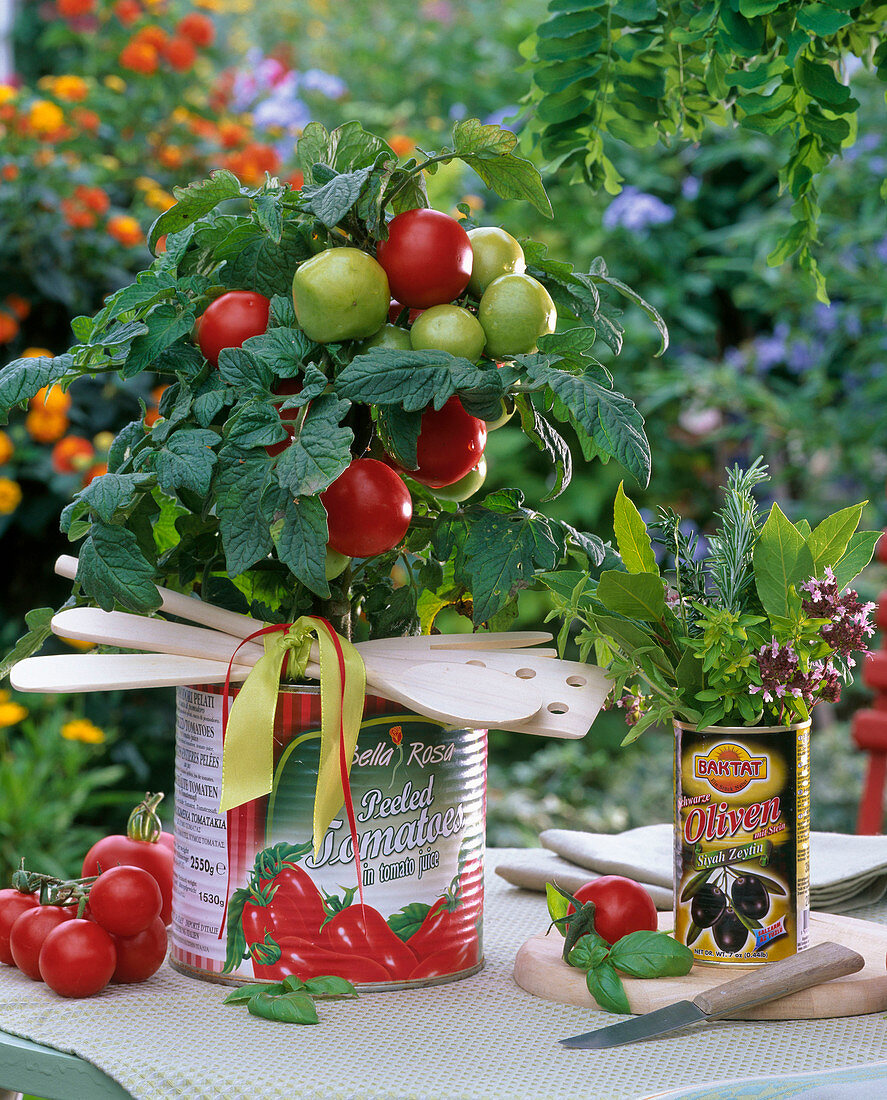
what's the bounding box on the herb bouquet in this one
[543,459,880,741]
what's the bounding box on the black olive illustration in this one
[690,883,726,928]
[713,908,749,953]
[731,874,769,920]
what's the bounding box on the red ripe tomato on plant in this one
[9,905,76,980]
[569,876,658,945]
[0,889,39,964]
[111,917,168,983]
[389,397,487,488]
[265,376,304,458]
[88,866,163,938]
[376,208,473,309]
[320,458,412,558]
[81,794,174,925]
[39,919,117,998]
[196,290,271,367]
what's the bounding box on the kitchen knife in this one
[560,941,864,1049]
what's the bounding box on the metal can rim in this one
[672,719,812,735]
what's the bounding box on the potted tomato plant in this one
[0,119,665,989]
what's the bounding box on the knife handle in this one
[694,941,864,1018]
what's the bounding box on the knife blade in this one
[560,941,864,1049]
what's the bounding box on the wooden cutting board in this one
[514,911,887,1019]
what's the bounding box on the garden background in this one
[0,0,885,881]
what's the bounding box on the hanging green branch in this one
[525,0,887,302]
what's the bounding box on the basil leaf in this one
[224,981,285,1004]
[247,991,319,1024]
[609,931,694,978]
[302,975,359,998]
[546,882,570,930]
[586,960,631,1015]
[567,933,610,972]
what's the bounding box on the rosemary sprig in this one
[705,457,769,613]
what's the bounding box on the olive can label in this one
[673,720,810,967]
[172,684,486,988]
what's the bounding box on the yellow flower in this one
[22,347,53,359]
[135,175,160,190]
[58,635,96,652]
[93,430,115,452]
[25,409,68,443]
[460,194,484,212]
[60,718,106,744]
[53,75,89,102]
[145,188,176,211]
[0,430,13,465]
[170,107,191,124]
[95,155,120,171]
[28,100,64,134]
[103,75,127,93]
[0,84,17,105]
[0,477,22,514]
[0,695,28,728]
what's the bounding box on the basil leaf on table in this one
[586,961,631,1015]
[224,981,286,1004]
[303,975,359,998]
[248,991,320,1024]
[608,931,694,978]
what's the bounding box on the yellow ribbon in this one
[217,616,366,856]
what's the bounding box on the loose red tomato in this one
[82,835,174,925]
[319,904,418,980]
[197,290,270,367]
[9,905,76,980]
[389,396,487,488]
[0,889,39,965]
[111,917,168,983]
[263,864,325,940]
[569,876,658,945]
[39,919,117,998]
[89,866,163,937]
[376,209,473,309]
[254,935,392,983]
[320,458,412,558]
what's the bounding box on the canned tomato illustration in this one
[674,720,810,967]
[171,684,486,988]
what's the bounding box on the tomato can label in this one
[172,684,486,988]
[673,720,810,968]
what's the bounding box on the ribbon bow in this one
[217,616,366,858]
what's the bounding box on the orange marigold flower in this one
[51,436,94,474]
[53,75,89,102]
[114,0,142,24]
[81,462,107,486]
[58,0,95,15]
[157,144,184,169]
[25,409,68,443]
[0,430,13,465]
[72,107,100,131]
[188,115,217,139]
[388,134,415,157]
[32,149,55,168]
[218,120,248,148]
[0,478,22,515]
[60,718,105,744]
[119,39,159,75]
[31,385,70,412]
[238,142,281,186]
[154,234,168,254]
[135,24,168,49]
[145,187,175,210]
[107,214,144,247]
[74,184,110,214]
[61,196,97,229]
[0,311,19,343]
[5,294,30,321]
[286,170,304,191]
[28,100,64,134]
[1,164,18,181]
[177,11,215,47]
[22,347,54,359]
[163,36,197,72]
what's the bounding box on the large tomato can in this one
[673,719,811,968]
[171,684,486,988]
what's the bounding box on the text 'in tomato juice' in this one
[171,684,486,987]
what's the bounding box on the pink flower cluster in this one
[750,639,843,707]
[801,567,876,668]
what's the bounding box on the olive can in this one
[171,683,486,988]
[673,719,811,967]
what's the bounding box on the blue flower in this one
[253,94,311,132]
[483,106,520,129]
[298,69,347,99]
[603,186,675,232]
[681,176,701,200]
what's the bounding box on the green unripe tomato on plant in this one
[467,227,526,299]
[410,305,486,361]
[292,247,389,344]
[432,456,487,502]
[358,324,413,352]
[484,396,515,431]
[325,547,351,580]
[477,273,556,358]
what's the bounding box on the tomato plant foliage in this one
[0,120,663,642]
